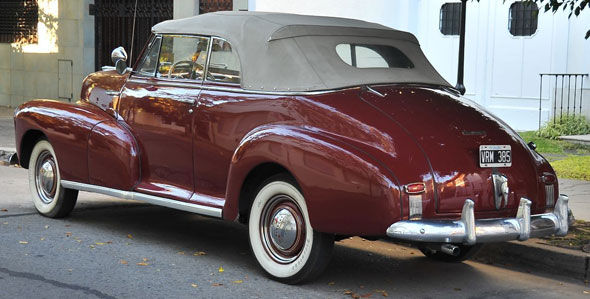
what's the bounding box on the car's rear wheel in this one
[28,139,78,218]
[248,174,334,284]
[418,244,482,263]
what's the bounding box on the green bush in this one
[538,115,590,139]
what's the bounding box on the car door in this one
[118,34,210,201]
[194,37,245,200]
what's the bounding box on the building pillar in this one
[173,0,199,19]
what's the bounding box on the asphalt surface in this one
[0,166,588,298]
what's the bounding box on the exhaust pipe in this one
[424,244,461,256]
[439,244,460,256]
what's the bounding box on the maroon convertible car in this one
[14,12,570,283]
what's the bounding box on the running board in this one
[61,180,222,218]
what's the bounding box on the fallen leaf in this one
[583,290,589,294]
[193,251,206,256]
[19,241,28,244]
[142,258,149,262]
[44,225,49,229]
[218,266,224,273]
[120,260,128,265]
[360,293,372,298]
[65,232,72,237]
[344,290,353,295]
[127,234,133,239]
[382,292,388,297]
[40,237,45,241]
[1,209,8,212]
[454,288,462,291]
[67,269,73,272]
[177,252,185,255]
[191,283,198,288]
[137,262,149,266]
[76,240,81,243]
[232,280,243,284]
[95,242,108,245]
[328,281,335,286]
[212,283,223,287]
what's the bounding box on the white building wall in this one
[250,0,589,131]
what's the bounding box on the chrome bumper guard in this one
[386,195,569,245]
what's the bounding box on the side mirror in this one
[111,46,128,75]
[115,59,128,75]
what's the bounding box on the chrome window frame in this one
[153,34,212,83]
[203,36,242,86]
[134,35,163,77]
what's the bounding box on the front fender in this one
[225,125,402,236]
[15,100,111,183]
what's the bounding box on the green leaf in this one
[586,29,590,39]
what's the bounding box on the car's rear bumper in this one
[386,195,569,245]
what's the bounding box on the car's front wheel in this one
[28,139,78,218]
[248,174,334,284]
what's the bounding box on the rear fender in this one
[225,125,402,236]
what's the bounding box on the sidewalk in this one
[559,134,590,146]
[0,107,16,152]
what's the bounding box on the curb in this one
[0,149,17,165]
[474,239,589,281]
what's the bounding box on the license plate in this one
[479,145,511,167]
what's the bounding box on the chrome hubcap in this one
[269,208,298,250]
[35,151,57,204]
[260,195,306,264]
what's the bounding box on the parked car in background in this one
[13,12,570,284]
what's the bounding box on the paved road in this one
[0,166,588,298]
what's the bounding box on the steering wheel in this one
[168,60,197,79]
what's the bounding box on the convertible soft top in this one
[152,11,451,92]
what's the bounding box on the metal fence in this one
[538,73,588,130]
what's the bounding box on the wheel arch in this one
[18,129,47,169]
[236,162,297,224]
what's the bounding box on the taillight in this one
[404,183,425,194]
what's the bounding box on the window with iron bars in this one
[0,0,38,44]
[199,0,233,14]
[440,3,462,36]
[509,1,539,36]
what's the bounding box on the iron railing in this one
[538,73,588,130]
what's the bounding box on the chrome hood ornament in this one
[492,174,509,209]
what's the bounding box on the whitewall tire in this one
[248,174,333,284]
[28,139,78,218]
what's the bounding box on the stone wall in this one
[0,0,94,108]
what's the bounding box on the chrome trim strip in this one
[200,85,350,96]
[61,180,222,218]
[386,195,569,244]
[127,77,354,96]
[365,86,385,98]
[128,78,200,90]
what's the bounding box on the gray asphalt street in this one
[0,166,588,298]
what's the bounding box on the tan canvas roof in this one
[152,11,450,92]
